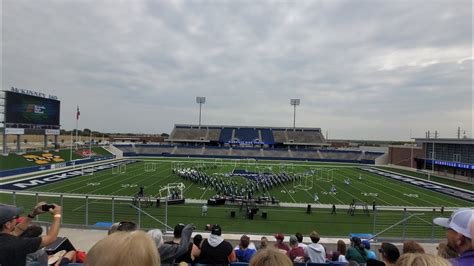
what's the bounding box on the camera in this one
[41,204,55,212]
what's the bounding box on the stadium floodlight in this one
[196,97,206,127]
[290,99,300,130]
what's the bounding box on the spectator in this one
[20,224,48,265]
[402,240,425,254]
[191,234,203,261]
[155,223,194,265]
[86,231,160,266]
[331,239,348,262]
[258,236,268,250]
[49,250,77,266]
[436,242,458,259]
[197,224,235,265]
[345,237,368,263]
[116,220,138,232]
[434,208,473,266]
[286,235,305,262]
[295,232,307,249]
[379,242,400,266]
[147,229,164,248]
[108,222,120,235]
[395,253,450,266]
[362,240,377,259]
[235,235,257,262]
[274,233,289,252]
[304,231,326,263]
[249,247,293,266]
[0,202,62,266]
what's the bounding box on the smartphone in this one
[41,204,55,212]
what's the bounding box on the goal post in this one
[145,162,157,172]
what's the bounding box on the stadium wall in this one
[123,152,372,164]
[0,155,115,178]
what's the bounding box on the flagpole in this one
[89,130,92,158]
[70,130,73,162]
[75,106,79,150]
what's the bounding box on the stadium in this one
[1,2,473,266]
[1,87,473,265]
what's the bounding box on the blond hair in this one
[395,253,450,266]
[249,247,293,266]
[86,231,160,266]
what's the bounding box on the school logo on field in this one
[23,153,65,165]
[76,150,97,157]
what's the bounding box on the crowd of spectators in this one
[1,203,472,266]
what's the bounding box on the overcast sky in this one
[2,0,472,140]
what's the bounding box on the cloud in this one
[2,0,472,140]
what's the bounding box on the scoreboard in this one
[4,90,60,126]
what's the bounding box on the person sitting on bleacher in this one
[249,247,293,266]
[286,235,305,262]
[345,236,368,263]
[234,234,256,262]
[304,231,326,263]
[274,233,289,252]
[197,224,236,265]
[0,202,62,266]
[86,231,160,266]
[151,223,195,265]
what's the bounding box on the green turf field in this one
[26,159,470,207]
[2,158,470,239]
[0,147,112,170]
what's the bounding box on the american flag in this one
[76,106,80,120]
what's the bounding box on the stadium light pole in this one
[290,99,300,130]
[196,97,206,127]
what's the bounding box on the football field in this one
[2,158,471,239]
[25,158,470,207]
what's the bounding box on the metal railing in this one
[0,190,448,241]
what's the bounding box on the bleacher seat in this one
[219,128,234,143]
[294,262,308,266]
[331,262,349,266]
[234,128,259,142]
[230,262,250,266]
[260,128,275,143]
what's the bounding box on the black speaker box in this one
[262,212,267,219]
[230,211,236,218]
[44,237,76,255]
[306,204,311,214]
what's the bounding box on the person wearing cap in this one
[304,230,326,263]
[362,239,377,259]
[274,233,290,252]
[433,208,474,266]
[160,223,195,265]
[287,235,305,262]
[197,224,235,265]
[0,202,62,266]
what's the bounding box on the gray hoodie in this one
[304,243,326,263]
[157,224,194,266]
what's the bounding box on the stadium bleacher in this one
[234,128,259,142]
[219,128,235,143]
